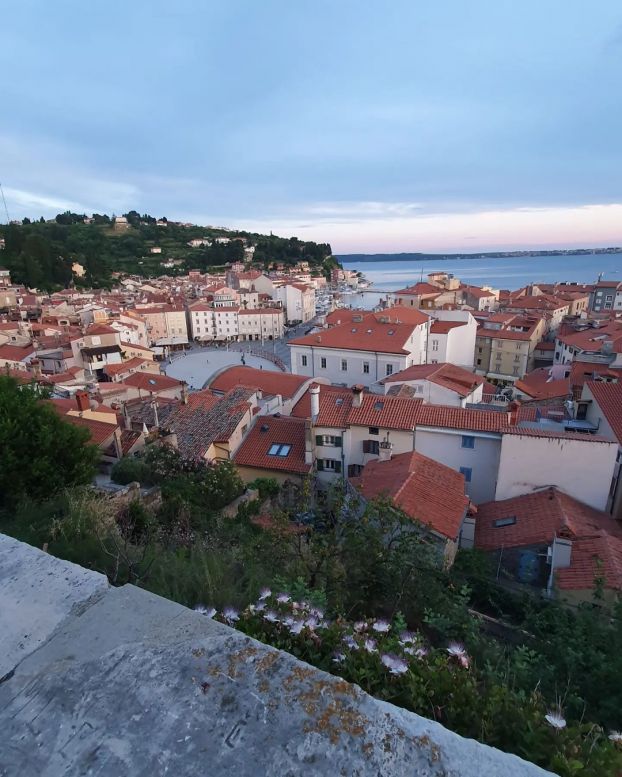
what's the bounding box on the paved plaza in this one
[165,347,282,389]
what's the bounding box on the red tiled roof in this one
[585,380,622,443]
[475,488,622,592]
[346,393,422,430]
[0,343,35,361]
[417,405,506,432]
[535,340,555,351]
[394,282,441,296]
[61,414,118,446]
[288,311,421,355]
[556,534,622,591]
[122,372,183,392]
[103,357,151,377]
[514,368,570,400]
[384,363,484,397]
[475,487,622,551]
[233,415,311,475]
[353,451,468,540]
[290,384,353,426]
[430,320,465,334]
[209,366,308,399]
[86,324,117,335]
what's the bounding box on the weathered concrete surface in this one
[0,535,554,776]
[0,534,108,680]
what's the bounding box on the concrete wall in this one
[290,344,411,388]
[495,433,618,510]
[0,533,551,777]
[414,428,502,502]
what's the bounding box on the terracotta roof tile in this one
[209,366,308,399]
[122,372,183,392]
[417,405,506,432]
[354,451,468,540]
[384,363,484,397]
[234,415,311,475]
[346,394,422,431]
[585,380,622,443]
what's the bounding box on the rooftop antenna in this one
[0,182,10,224]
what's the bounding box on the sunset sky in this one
[2,1,622,253]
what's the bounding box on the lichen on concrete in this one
[0,533,554,776]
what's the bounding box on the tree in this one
[0,376,99,510]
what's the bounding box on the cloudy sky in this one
[2,1,622,253]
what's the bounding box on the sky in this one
[2,1,622,254]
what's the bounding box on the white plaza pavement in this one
[165,349,280,389]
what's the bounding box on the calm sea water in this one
[338,253,622,309]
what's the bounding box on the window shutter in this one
[317,460,324,471]
[334,461,342,474]
[362,440,371,453]
[335,436,342,448]
[315,435,323,446]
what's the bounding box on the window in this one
[386,364,393,376]
[514,354,520,362]
[495,352,502,360]
[341,359,348,371]
[316,434,342,447]
[461,435,475,449]
[606,295,613,302]
[493,516,517,528]
[318,458,341,473]
[459,466,472,482]
[267,443,291,457]
[363,362,370,374]
[512,366,520,376]
[301,355,308,367]
[416,385,424,393]
[363,439,380,455]
[368,426,379,435]
[476,358,482,366]
[432,340,439,351]
[320,357,327,369]
[478,347,483,354]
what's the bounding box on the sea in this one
[337,252,622,310]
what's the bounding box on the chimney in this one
[378,440,393,462]
[304,419,313,465]
[310,384,320,422]
[113,427,123,459]
[352,384,364,408]
[181,382,188,404]
[507,399,520,426]
[75,390,90,412]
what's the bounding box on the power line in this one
[0,182,10,224]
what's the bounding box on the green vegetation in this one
[0,211,334,290]
[0,376,98,509]
[0,394,621,773]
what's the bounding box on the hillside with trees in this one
[0,211,335,290]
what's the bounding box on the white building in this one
[275,283,315,324]
[427,310,477,369]
[288,307,430,388]
[383,363,485,407]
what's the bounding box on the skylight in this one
[267,443,291,457]
[493,516,517,528]
[374,401,384,411]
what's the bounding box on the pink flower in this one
[332,651,346,664]
[264,610,278,623]
[276,592,291,603]
[446,642,469,667]
[399,630,416,645]
[353,621,368,633]
[222,606,239,623]
[363,638,377,653]
[381,653,408,675]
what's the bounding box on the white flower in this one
[304,615,319,630]
[399,630,416,645]
[363,638,377,653]
[258,587,271,601]
[289,619,305,635]
[282,615,294,627]
[255,601,266,613]
[222,607,239,623]
[276,592,291,603]
[332,651,346,664]
[381,653,409,675]
[264,610,278,623]
[194,605,217,618]
[545,711,567,730]
[353,621,368,633]
[342,634,358,650]
[372,619,390,633]
[608,731,622,744]
[446,642,470,668]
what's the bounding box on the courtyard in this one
[165,347,284,389]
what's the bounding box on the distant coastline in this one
[338,247,622,263]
